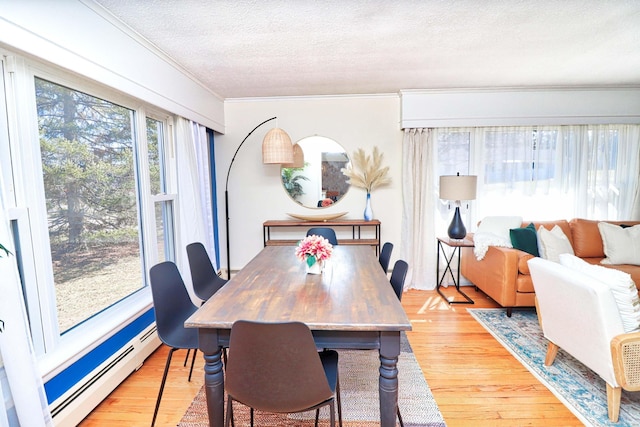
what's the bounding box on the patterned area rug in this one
[469,308,640,427]
[179,333,446,426]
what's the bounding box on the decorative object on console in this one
[341,146,391,221]
[225,117,294,279]
[295,234,333,274]
[286,212,348,221]
[439,173,477,240]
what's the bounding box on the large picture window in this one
[35,78,146,333]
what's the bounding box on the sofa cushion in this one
[559,253,640,333]
[598,222,640,265]
[570,218,605,258]
[510,223,540,257]
[517,253,535,275]
[538,225,574,263]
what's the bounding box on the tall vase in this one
[363,192,373,221]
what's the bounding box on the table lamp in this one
[439,173,477,240]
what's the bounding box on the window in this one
[35,78,148,333]
[435,125,638,223]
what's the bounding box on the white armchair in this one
[528,257,640,422]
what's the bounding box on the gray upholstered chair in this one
[224,320,343,427]
[379,242,394,274]
[149,261,200,427]
[390,260,408,301]
[186,242,227,302]
[306,227,338,246]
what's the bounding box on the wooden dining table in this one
[185,245,412,427]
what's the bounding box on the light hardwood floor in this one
[80,288,581,426]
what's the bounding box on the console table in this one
[263,219,381,254]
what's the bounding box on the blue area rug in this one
[469,308,640,427]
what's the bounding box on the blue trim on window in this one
[208,129,221,270]
[44,308,155,404]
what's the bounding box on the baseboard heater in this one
[50,323,160,427]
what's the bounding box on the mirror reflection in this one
[281,136,350,209]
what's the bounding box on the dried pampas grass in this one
[341,146,391,193]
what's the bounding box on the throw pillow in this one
[537,225,574,263]
[598,222,640,265]
[510,223,540,257]
[477,216,523,241]
[559,253,640,333]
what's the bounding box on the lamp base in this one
[447,206,467,240]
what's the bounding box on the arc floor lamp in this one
[224,117,293,279]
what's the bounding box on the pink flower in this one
[295,234,333,266]
[321,198,334,207]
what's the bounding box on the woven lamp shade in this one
[439,175,477,201]
[281,143,304,168]
[262,128,294,164]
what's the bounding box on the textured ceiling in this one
[93,0,640,99]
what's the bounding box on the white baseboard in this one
[50,324,160,427]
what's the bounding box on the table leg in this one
[200,329,225,427]
[379,332,400,427]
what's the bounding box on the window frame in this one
[2,51,178,376]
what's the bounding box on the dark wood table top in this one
[185,245,410,332]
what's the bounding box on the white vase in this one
[306,260,323,275]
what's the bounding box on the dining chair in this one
[149,261,200,427]
[185,242,229,367]
[389,259,409,426]
[390,259,409,302]
[306,227,339,246]
[186,242,228,302]
[379,242,394,274]
[224,320,343,427]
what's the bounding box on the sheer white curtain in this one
[435,124,640,225]
[401,128,437,290]
[191,123,217,265]
[558,125,640,220]
[0,178,52,426]
[175,118,216,300]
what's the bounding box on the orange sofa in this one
[460,218,640,316]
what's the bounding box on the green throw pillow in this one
[510,223,540,257]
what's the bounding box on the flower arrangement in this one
[295,234,333,267]
[341,146,391,194]
[320,198,334,207]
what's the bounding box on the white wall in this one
[218,95,402,272]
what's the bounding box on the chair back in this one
[225,320,333,413]
[187,242,227,301]
[390,260,408,301]
[149,261,199,349]
[379,242,393,273]
[306,227,338,245]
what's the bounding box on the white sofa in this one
[528,256,640,422]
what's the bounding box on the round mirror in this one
[281,136,350,209]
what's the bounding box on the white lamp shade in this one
[262,127,294,164]
[281,143,304,168]
[439,175,477,201]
